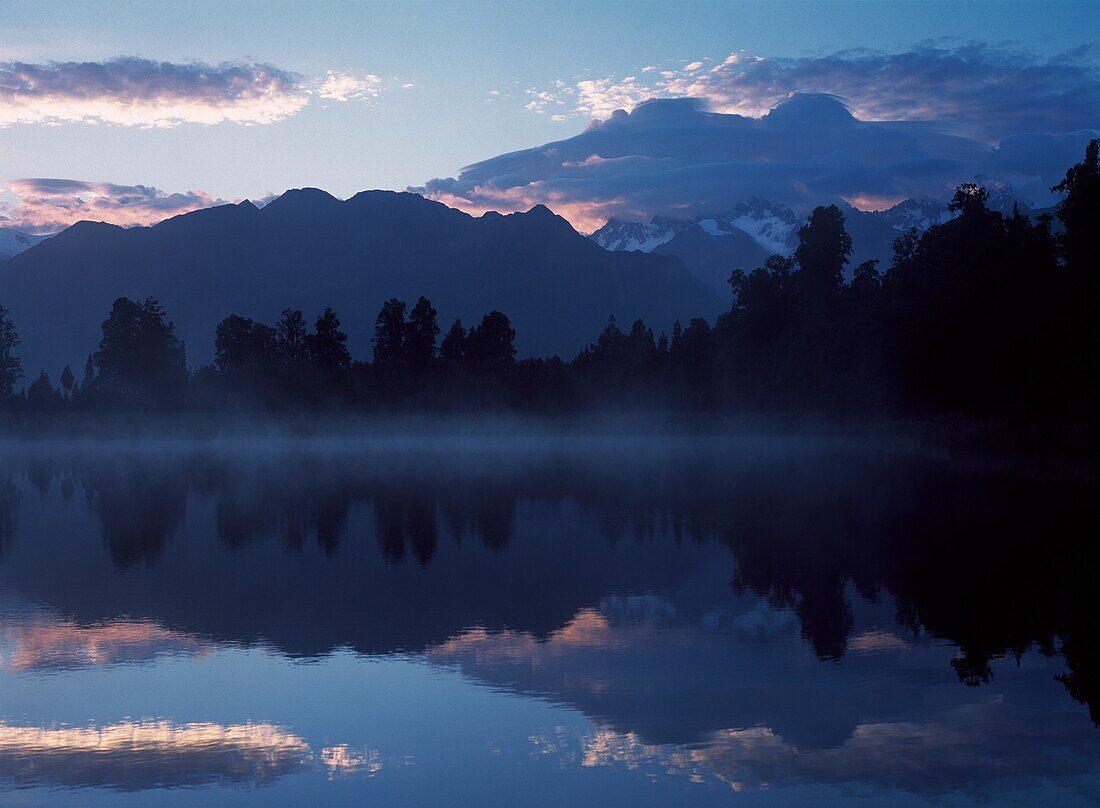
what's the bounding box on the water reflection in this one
[0,609,207,671]
[0,719,311,790]
[0,437,1097,803]
[565,709,1100,799]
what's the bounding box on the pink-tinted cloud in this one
[3,178,227,233]
[419,181,627,234]
[0,57,391,128]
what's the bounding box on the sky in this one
[1,0,1098,233]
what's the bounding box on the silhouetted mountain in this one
[653,225,770,295]
[0,191,722,373]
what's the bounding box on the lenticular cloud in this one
[418,92,1098,231]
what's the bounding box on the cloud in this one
[316,70,382,102]
[2,178,228,232]
[575,76,653,119]
[522,43,1100,143]
[419,91,1097,232]
[0,57,389,128]
[524,80,572,114]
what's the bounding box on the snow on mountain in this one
[722,200,801,255]
[874,199,954,233]
[0,228,49,260]
[592,200,800,257]
[589,216,689,252]
[594,188,1037,268]
[982,182,1034,216]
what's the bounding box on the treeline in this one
[1,139,1097,418]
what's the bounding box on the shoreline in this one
[1,410,1095,481]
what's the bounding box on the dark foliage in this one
[90,297,187,408]
[2,140,1097,421]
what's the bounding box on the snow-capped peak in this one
[589,216,690,252]
[874,199,954,233]
[0,228,49,259]
[591,200,801,256]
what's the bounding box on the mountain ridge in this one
[1,189,723,378]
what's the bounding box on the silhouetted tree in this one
[406,296,440,370]
[441,319,467,364]
[1051,139,1100,407]
[372,298,408,368]
[676,317,715,398]
[0,304,21,401]
[883,182,1027,410]
[465,311,516,371]
[60,364,76,398]
[6,142,1094,421]
[81,354,95,388]
[215,315,279,374]
[307,308,351,371]
[93,297,186,406]
[948,182,990,217]
[276,309,310,367]
[1052,138,1099,273]
[795,204,851,313]
[27,370,58,410]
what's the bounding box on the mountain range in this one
[590,192,1036,293]
[0,190,723,378]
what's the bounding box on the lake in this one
[0,434,1097,806]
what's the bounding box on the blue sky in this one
[1,0,1098,230]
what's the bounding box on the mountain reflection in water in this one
[0,435,1097,805]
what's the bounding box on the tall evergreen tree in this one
[466,311,516,370]
[81,354,96,388]
[60,365,76,398]
[372,298,408,367]
[1052,138,1100,273]
[307,308,351,371]
[215,315,279,374]
[795,204,851,312]
[276,309,310,367]
[441,319,467,365]
[93,297,186,403]
[27,370,56,409]
[406,296,440,370]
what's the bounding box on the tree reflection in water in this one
[0,438,1096,722]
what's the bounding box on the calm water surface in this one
[0,435,1097,806]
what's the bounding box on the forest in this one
[1,140,1097,421]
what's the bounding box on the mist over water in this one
[0,432,1097,806]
